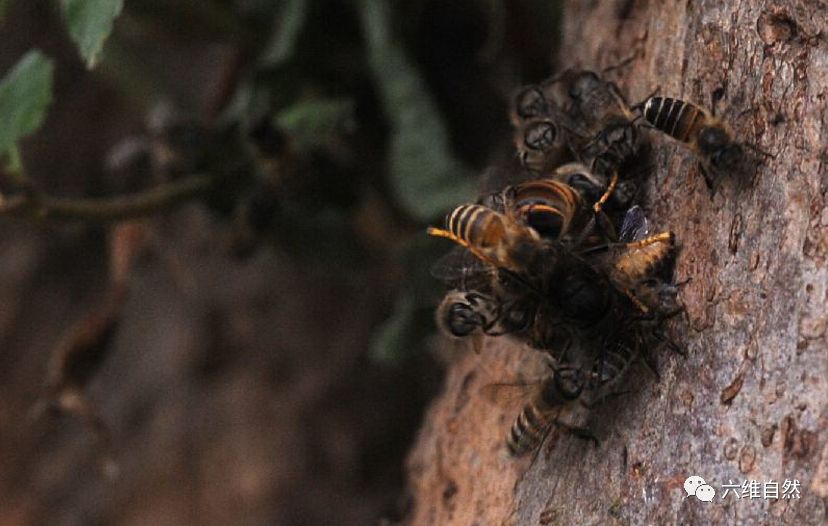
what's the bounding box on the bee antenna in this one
[630,85,661,115]
[601,51,641,76]
[743,141,776,160]
[674,276,692,287]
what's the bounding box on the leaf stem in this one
[0,174,213,222]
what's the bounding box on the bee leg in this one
[427,227,474,250]
[575,210,617,248]
[427,227,498,266]
[623,288,650,313]
[675,276,692,288]
[640,351,661,381]
[600,52,640,76]
[651,326,685,356]
[742,140,775,160]
[527,424,556,469]
[699,163,720,195]
[592,169,619,215]
[624,231,673,250]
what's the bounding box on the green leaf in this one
[369,294,416,365]
[5,145,21,175]
[275,98,354,152]
[259,0,310,67]
[359,0,476,221]
[0,50,54,163]
[0,0,11,22]
[60,0,124,68]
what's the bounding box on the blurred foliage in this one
[275,98,355,152]
[260,0,310,67]
[359,0,476,222]
[0,0,123,170]
[0,0,562,367]
[59,0,125,68]
[0,50,53,173]
[370,235,447,365]
[0,3,568,523]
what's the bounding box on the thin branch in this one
[0,174,213,222]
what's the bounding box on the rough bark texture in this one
[403,1,828,524]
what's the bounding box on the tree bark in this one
[402,1,828,524]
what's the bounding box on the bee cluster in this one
[429,68,750,457]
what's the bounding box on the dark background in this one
[0,1,561,524]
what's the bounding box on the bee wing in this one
[479,381,541,406]
[430,247,492,287]
[619,205,650,242]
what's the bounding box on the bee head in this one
[443,301,483,338]
[711,143,744,172]
[515,86,548,119]
[548,367,584,401]
[697,126,732,154]
[636,278,681,315]
[568,71,601,102]
[524,120,558,151]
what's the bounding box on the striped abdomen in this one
[445,204,507,249]
[611,232,674,287]
[509,180,582,239]
[507,399,554,456]
[642,97,707,143]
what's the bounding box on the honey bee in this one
[547,162,608,200]
[508,172,626,250]
[513,70,645,203]
[514,117,574,174]
[545,162,633,228]
[427,203,549,278]
[427,203,548,352]
[607,205,676,314]
[505,177,623,312]
[590,340,638,389]
[509,82,586,174]
[561,70,636,129]
[552,70,643,177]
[482,364,595,457]
[435,290,499,338]
[428,181,649,355]
[639,96,745,188]
[436,289,538,348]
[430,246,539,350]
[483,312,662,458]
[511,85,551,123]
[506,178,585,239]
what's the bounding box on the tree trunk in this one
[402,1,828,524]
